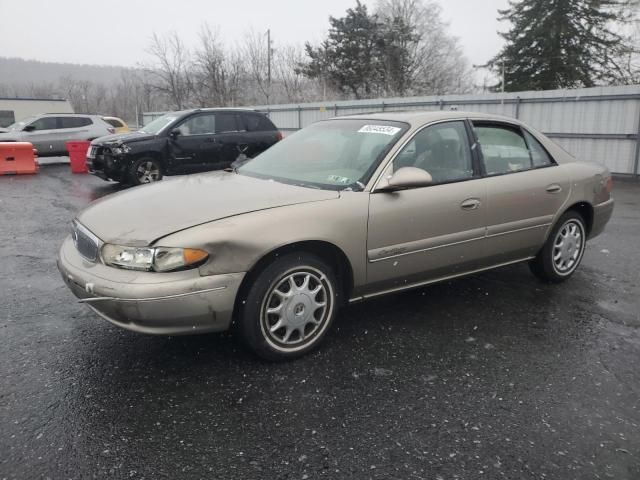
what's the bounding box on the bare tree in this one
[375,0,472,95]
[273,45,309,103]
[193,24,244,107]
[144,31,193,109]
[242,29,272,104]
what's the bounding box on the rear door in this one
[366,120,488,292]
[59,116,94,145]
[210,112,243,168]
[240,112,281,158]
[473,121,570,264]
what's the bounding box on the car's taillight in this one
[605,176,613,193]
[107,127,115,134]
[276,131,283,141]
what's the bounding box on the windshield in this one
[139,114,178,134]
[238,119,408,190]
[6,116,37,131]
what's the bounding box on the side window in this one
[244,113,275,132]
[60,117,92,128]
[393,121,473,185]
[524,130,554,167]
[215,113,238,133]
[29,117,58,131]
[176,113,216,136]
[104,118,123,128]
[475,124,532,175]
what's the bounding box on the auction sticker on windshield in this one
[358,125,402,136]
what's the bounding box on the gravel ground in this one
[1,166,639,480]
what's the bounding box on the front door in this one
[168,112,219,172]
[23,116,59,155]
[366,120,488,294]
[473,122,571,264]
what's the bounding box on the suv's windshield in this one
[6,116,37,131]
[238,119,408,190]
[139,114,178,134]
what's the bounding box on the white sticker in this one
[358,125,402,136]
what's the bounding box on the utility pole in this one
[266,29,272,105]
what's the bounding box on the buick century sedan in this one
[57,111,614,360]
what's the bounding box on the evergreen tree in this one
[302,1,383,99]
[492,0,638,91]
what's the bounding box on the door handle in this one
[206,137,218,143]
[460,198,481,210]
[546,184,562,194]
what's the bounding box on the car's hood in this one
[77,171,340,245]
[92,131,156,145]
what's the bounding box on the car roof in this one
[336,110,521,128]
[168,108,261,116]
[39,113,104,118]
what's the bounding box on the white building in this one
[0,97,74,127]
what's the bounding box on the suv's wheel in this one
[529,211,587,283]
[129,157,163,185]
[236,253,338,361]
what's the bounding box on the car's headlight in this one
[111,144,130,156]
[101,244,208,272]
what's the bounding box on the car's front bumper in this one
[57,236,245,335]
[86,153,126,181]
[589,197,615,239]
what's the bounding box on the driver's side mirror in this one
[169,128,181,138]
[23,125,35,132]
[375,167,433,192]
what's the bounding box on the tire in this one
[128,157,163,185]
[529,211,587,283]
[236,252,339,361]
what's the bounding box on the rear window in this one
[104,118,124,128]
[243,113,276,132]
[60,117,93,128]
[216,113,239,133]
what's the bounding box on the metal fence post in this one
[515,96,521,119]
[334,104,338,117]
[381,101,386,112]
[634,100,640,176]
[297,105,302,130]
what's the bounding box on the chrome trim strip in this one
[77,286,227,304]
[485,223,551,239]
[350,256,536,302]
[369,234,484,263]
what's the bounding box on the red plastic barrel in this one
[66,141,91,174]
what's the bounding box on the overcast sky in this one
[0,0,509,68]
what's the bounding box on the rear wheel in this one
[236,253,338,361]
[129,157,163,185]
[529,211,587,283]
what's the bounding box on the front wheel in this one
[529,211,587,283]
[128,157,163,185]
[236,253,339,361]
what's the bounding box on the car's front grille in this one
[72,222,101,262]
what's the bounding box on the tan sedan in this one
[57,111,614,360]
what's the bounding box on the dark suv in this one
[87,108,282,185]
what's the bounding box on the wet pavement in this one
[1,165,639,480]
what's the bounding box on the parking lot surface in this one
[1,165,639,479]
